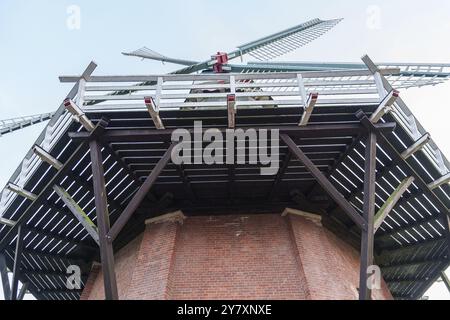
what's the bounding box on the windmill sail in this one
[122,47,198,66]
[235,61,450,88]
[0,113,54,137]
[236,18,343,61]
[123,18,343,72]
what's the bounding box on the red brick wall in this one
[81,212,392,300]
[127,221,179,299]
[287,214,392,300]
[168,215,309,300]
[80,263,100,300]
[81,234,143,300]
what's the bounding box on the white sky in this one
[0,0,449,300]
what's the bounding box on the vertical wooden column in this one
[359,132,377,300]
[89,139,118,300]
[11,225,24,300]
[0,253,11,300]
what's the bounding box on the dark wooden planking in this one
[281,134,366,229]
[108,143,176,242]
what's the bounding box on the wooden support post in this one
[144,97,165,129]
[32,145,63,170]
[11,225,24,300]
[108,143,176,242]
[299,93,318,126]
[53,185,100,246]
[441,271,450,294]
[359,132,377,300]
[428,173,450,190]
[0,217,16,227]
[89,139,118,300]
[6,183,37,201]
[227,94,236,129]
[280,134,366,230]
[401,133,431,160]
[370,89,399,123]
[373,176,415,233]
[17,282,28,300]
[0,253,11,300]
[63,98,95,132]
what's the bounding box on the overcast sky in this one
[0,0,449,300]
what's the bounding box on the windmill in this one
[2,18,450,136]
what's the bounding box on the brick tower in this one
[81,210,392,300]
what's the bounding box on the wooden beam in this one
[280,134,366,230]
[0,253,11,300]
[19,248,87,267]
[374,176,415,233]
[385,274,432,283]
[17,282,28,300]
[227,94,236,129]
[53,185,100,246]
[400,133,431,160]
[144,97,165,129]
[441,271,450,294]
[0,217,16,227]
[38,289,82,295]
[380,237,446,256]
[359,132,377,300]
[357,109,450,258]
[107,143,176,242]
[380,258,448,272]
[89,139,118,300]
[69,123,397,142]
[11,226,24,300]
[299,92,318,126]
[0,143,88,252]
[21,268,87,279]
[388,279,426,286]
[6,183,37,201]
[370,89,399,123]
[63,98,95,132]
[428,172,450,190]
[32,145,63,170]
[23,223,95,251]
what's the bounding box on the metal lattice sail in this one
[236,18,343,61]
[0,113,55,136]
